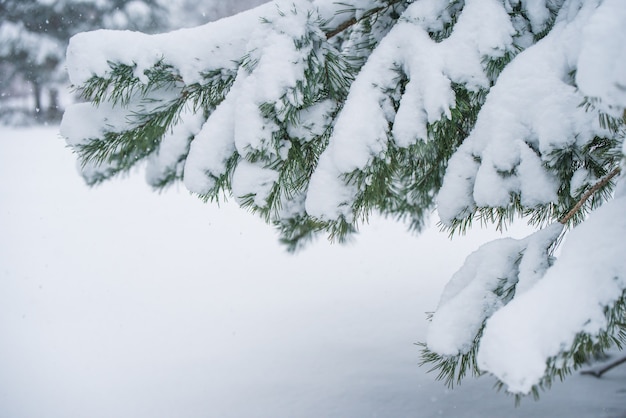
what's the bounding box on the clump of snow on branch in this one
[576,0,626,117]
[437,0,615,225]
[227,0,324,208]
[427,223,563,357]
[183,99,237,194]
[65,12,259,87]
[145,108,206,188]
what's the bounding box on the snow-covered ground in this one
[0,126,624,417]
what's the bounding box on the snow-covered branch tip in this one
[559,167,622,225]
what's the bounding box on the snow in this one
[442,0,514,90]
[576,0,626,116]
[145,107,205,187]
[63,0,369,89]
[1,125,625,417]
[232,159,279,207]
[60,102,125,146]
[519,0,552,33]
[65,7,261,86]
[183,99,237,195]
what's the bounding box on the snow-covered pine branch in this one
[61,0,626,397]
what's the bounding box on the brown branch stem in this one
[559,166,622,225]
[581,355,626,378]
[326,16,360,39]
[325,0,405,39]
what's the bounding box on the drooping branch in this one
[559,167,622,225]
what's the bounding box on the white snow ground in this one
[0,125,624,417]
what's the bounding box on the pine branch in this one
[559,167,622,225]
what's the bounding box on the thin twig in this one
[325,16,359,39]
[581,355,626,378]
[325,0,405,39]
[559,167,622,224]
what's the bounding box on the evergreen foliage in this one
[61,0,626,398]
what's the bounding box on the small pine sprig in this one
[418,334,483,389]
